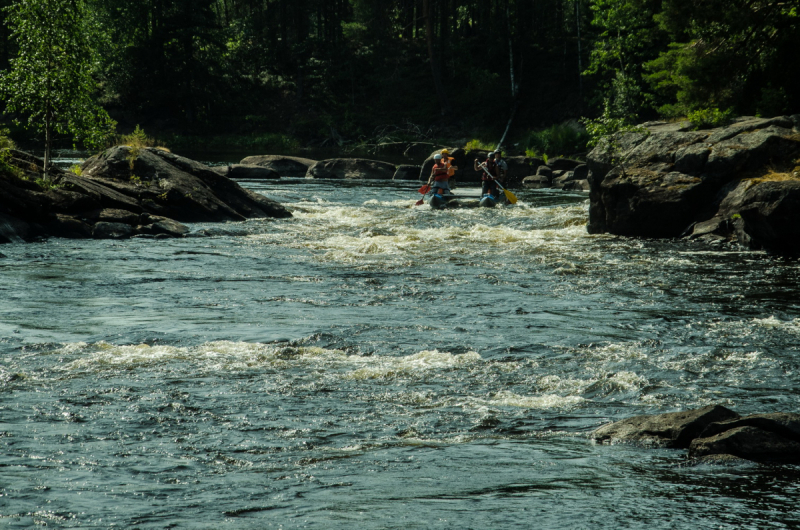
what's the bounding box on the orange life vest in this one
[431,161,448,181]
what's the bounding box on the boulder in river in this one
[239,155,317,178]
[213,164,280,180]
[81,146,291,222]
[393,165,422,181]
[306,158,396,179]
[522,175,552,189]
[0,146,291,244]
[586,115,800,255]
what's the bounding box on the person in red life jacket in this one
[427,153,451,195]
[474,151,500,198]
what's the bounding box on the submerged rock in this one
[592,405,739,448]
[586,115,800,255]
[594,407,800,465]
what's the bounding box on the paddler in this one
[427,153,452,196]
[494,150,508,182]
[441,148,457,181]
[474,151,500,198]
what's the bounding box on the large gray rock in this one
[522,175,551,189]
[586,115,800,254]
[92,221,136,239]
[307,158,396,179]
[239,155,316,178]
[591,405,739,448]
[547,157,583,172]
[81,147,291,222]
[563,179,590,191]
[0,147,290,244]
[393,165,422,180]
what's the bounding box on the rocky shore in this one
[586,115,800,255]
[592,405,800,465]
[0,146,291,244]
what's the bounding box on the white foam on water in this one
[751,316,800,333]
[485,390,585,409]
[583,342,648,362]
[53,342,484,380]
[346,349,483,380]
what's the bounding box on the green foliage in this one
[464,139,495,151]
[518,122,591,158]
[69,164,83,176]
[115,125,162,169]
[581,100,648,149]
[0,0,116,177]
[34,177,64,190]
[0,130,22,178]
[120,125,156,149]
[642,1,800,116]
[0,128,15,150]
[757,86,790,117]
[687,108,735,130]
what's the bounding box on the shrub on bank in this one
[518,122,591,158]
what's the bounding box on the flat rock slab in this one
[214,164,280,180]
[591,405,739,448]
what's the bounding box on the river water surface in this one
[2,178,800,528]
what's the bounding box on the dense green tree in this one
[644,0,800,116]
[0,0,115,177]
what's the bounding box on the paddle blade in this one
[418,184,431,194]
[414,198,425,206]
[503,189,518,204]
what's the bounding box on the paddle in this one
[415,182,432,206]
[478,163,518,204]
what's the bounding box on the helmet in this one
[441,149,449,156]
[433,154,442,160]
[487,151,494,157]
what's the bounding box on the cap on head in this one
[441,149,449,156]
[434,154,443,160]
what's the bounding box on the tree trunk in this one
[423,0,450,115]
[576,0,583,106]
[43,107,51,181]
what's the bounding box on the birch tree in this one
[0,0,115,179]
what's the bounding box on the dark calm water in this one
[2,178,800,529]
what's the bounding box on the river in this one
[1,177,799,528]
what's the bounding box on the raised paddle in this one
[478,163,518,204]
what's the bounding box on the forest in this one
[0,0,799,155]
